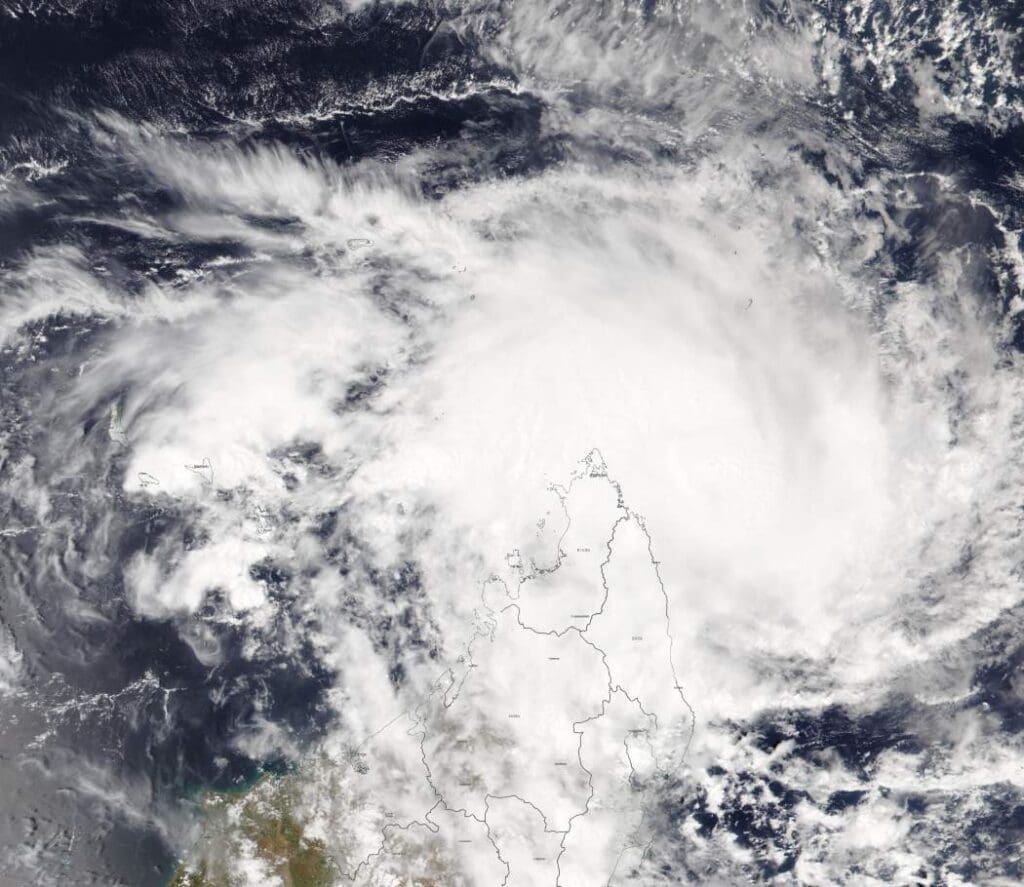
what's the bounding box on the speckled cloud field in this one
[1,1,1023,884]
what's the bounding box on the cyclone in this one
[1,1,1023,884]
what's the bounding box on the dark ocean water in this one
[1,1,1023,884]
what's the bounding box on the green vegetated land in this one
[169,775,336,887]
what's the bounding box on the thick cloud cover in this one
[1,0,1023,883]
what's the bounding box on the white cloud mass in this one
[2,0,1024,883]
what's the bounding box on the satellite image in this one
[0,0,1022,884]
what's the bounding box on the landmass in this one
[171,451,694,885]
